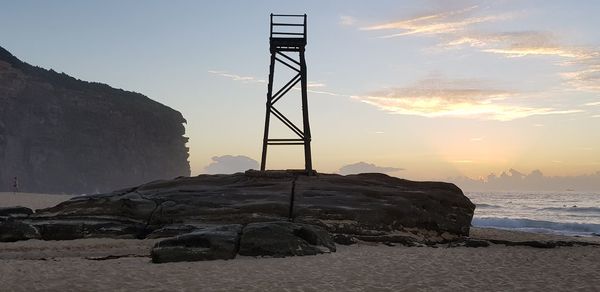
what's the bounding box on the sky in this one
[1,0,599,188]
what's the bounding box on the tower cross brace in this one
[260,14,313,174]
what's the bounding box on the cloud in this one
[362,6,512,38]
[338,162,403,175]
[208,70,266,84]
[560,55,600,92]
[361,5,600,93]
[441,31,600,92]
[444,31,584,57]
[339,15,356,26]
[203,155,259,174]
[450,169,600,191]
[209,69,353,98]
[584,101,600,106]
[308,82,326,88]
[355,76,581,121]
[210,68,581,121]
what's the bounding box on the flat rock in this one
[25,219,148,240]
[31,172,473,244]
[145,224,201,239]
[239,221,336,257]
[151,224,242,263]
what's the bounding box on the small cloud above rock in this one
[204,155,259,174]
[338,162,403,175]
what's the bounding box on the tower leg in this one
[299,50,313,174]
[260,51,277,171]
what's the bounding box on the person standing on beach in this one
[12,176,19,193]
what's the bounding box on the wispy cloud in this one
[444,31,585,58]
[209,69,581,121]
[362,6,512,38]
[208,70,265,84]
[442,32,600,92]
[339,15,356,26]
[209,70,351,98]
[355,76,582,121]
[560,54,600,92]
[584,101,600,106]
[308,82,326,88]
[362,6,600,93]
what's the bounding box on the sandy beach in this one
[0,192,74,211]
[2,193,599,292]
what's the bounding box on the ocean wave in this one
[475,203,502,209]
[472,217,600,235]
[540,206,600,214]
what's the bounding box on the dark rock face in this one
[0,220,40,242]
[239,221,336,257]
[0,206,33,218]
[151,225,242,263]
[31,171,475,243]
[0,46,189,194]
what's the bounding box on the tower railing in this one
[270,14,306,40]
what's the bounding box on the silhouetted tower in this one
[260,14,313,174]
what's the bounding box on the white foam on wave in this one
[540,206,600,214]
[472,217,600,236]
[475,203,502,209]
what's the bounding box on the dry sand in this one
[1,193,599,291]
[0,192,74,210]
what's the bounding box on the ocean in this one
[466,191,600,237]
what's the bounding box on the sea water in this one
[466,191,600,236]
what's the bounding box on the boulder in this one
[0,220,40,242]
[151,225,242,263]
[239,221,336,257]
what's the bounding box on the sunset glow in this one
[2,0,599,188]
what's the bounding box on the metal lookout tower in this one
[260,14,313,174]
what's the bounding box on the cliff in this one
[0,46,190,194]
